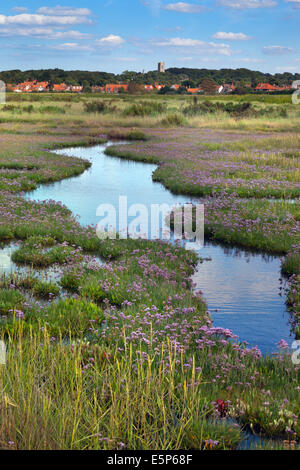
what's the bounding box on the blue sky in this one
[0,0,299,73]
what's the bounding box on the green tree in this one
[200,78,217,94]
[127,82,143,94]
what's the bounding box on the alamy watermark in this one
[292,80,300,105]
[96,196,204,251]
[0,81,6,105]
[0,340,6,365]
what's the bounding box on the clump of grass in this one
[39,106,66,114]
[60,270,82,292]
[285,273,300,337]
[22,105,34,113]
[0,289,26,316]
[32,281,60,299]
[2,104,18,113]
[126,130,148,141]
[15,275,37,291]
[12,237,81,267]
[80,278,107,303]
[239,400,299,437]
[2,104,35,114]
[282,251,300,276]
[0,226,13,241]
[161,113,186,127]
[182,100,289,120]
[183,101,253,117]
[106,128,148,141]
[182,419,243,450]
[123,101,164,117]
[84,101,117,114]
[35,297,104,337]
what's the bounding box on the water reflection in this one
[192,242,290,354]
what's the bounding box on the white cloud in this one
[263,45,294,54]
[151,37,232,55]
[217,0,277,8]
[238,57,263,62]
[275,66,299,72]
[12,6,28,13]
[155,25,183,32]
[285,0,300,8]
[36,7,92,16]
[46,34,126,54]
[213,31,251,40]
[50,42,93,51]
[95,34,125,47]
[140,0,162,16]
[163,2,207,12]
[48,30,91,40]
[0,14,92,26]
[0,27,91,39]
[117,57,137,62]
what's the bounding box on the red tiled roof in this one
[255,83,277,91]
[105,84,129,92]
[53,83,68,91]
[187,87,202,93]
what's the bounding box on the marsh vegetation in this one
[0,92,299,450]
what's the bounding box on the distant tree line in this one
[1,67,299,88]
[165,68,300,87]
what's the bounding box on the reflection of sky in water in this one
[0,243,63,283]
[0,253,11,269]
[26,143,292,354]
[0,243,18,274]
[193,243,291,355]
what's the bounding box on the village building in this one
[143,84,155,92]
[92,86,105,93]
[255,83,292,92]
[5,76,295,95]
[221,83,236,93]
[105,84,129,93]
[53,83,69,92]
[69,85,83,92]
[187,87,203,94]
[9,80,50,93]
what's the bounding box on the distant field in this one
[6,91,295,104]
[1,92,298,133]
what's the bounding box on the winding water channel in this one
[23,141,294,355]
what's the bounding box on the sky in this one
[0,0,299,74]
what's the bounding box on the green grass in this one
[30,298,105,337]
[0,289,26,316]
[0,329,298,449]
[1,92,299,132]
[282,252,300,276]
[12,237,82,268]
